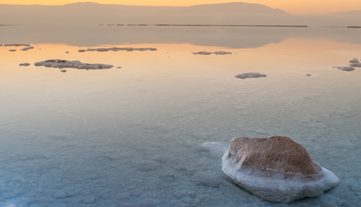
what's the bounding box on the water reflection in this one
[1,26,361,48]
[0,30,360,207]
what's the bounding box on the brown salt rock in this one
[222,136,339,203]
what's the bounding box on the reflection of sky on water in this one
[1,26,361,47]
[0,31,360,206]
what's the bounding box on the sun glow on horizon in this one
[0,0,361,14]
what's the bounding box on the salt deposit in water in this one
[235,72,267,79]
[21,46,34,51]
[34,59,114,70]
[193,51,232,55]
[19,63,31,67]
[333,66,355,72]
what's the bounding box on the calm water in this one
[0,26,361,207]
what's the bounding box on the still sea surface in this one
[0,26,360,207]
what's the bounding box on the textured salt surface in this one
[222,164,340,203]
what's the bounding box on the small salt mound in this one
[19,63,31,67]
[235,72,267,79]
[333,66,355,72]
[34,59,113,70]
[222,136,339,203]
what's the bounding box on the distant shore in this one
[100,24,309,28]
[347,26,361,29]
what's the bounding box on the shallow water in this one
[0,26,361,207]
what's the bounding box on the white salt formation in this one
[78,47,157,53]
[34,59,113,70]
[193,51,232,55]
[333,66,355,72]
[235,72,267,79]
[222,136,339,203]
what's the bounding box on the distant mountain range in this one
[0,2,360,26]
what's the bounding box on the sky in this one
[0,0,360,14]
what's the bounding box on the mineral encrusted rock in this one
[235,72,267,79]
[222,136,339,203]
[34,59,113,70]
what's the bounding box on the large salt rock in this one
[222,136,339,203]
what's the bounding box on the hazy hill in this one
[1,2,360,27]
[0,2,296,26]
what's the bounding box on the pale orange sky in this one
[0,0,360,14]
